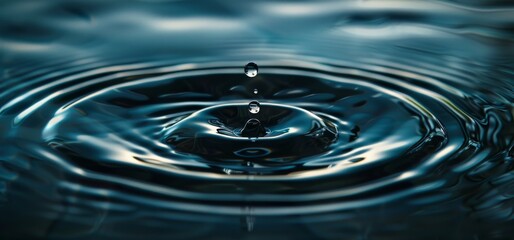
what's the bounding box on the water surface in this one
[0,1,513,239]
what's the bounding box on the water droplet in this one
[248,101,260,114]
[244,62,258,78]
[253,89,258,94]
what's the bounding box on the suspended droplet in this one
[244,62,258,77]
[253,89,258,94]
[248,101,260,114]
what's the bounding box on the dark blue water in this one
[1,1,514,239]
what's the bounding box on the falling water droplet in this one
[248,101,260,114]
[244,62,258,77]
[253,89,258,94]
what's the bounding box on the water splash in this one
[241,118,266,138]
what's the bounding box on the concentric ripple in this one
[1,54,513,238]
[2,55,512,201]
[6,59,443,179]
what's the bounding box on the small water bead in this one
[253,89,258,94]
[244,62,258,77]
[248,101,260,114]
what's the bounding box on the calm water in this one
[1,1,514,239]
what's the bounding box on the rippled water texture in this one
[1,1,514,239]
